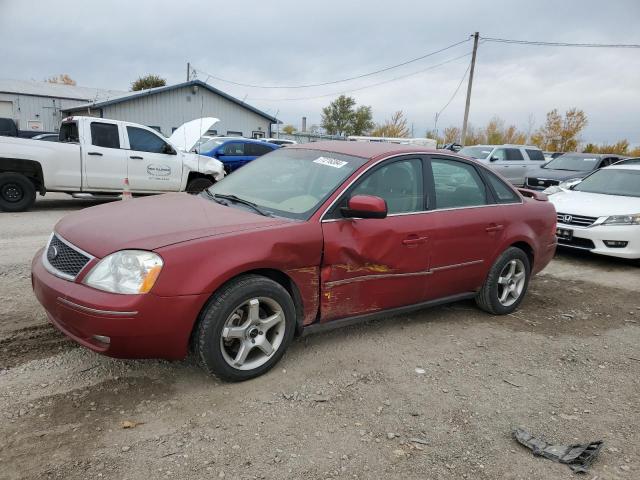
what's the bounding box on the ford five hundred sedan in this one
[32,142,557,381]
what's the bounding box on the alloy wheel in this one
[219,297,286,370]
[497,259,526,307]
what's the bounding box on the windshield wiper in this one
[213,193,273,217]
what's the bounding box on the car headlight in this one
[602,214,640,226]
[83,250,163,294]
[543,178,582,196]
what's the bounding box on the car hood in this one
[55,193,289,258]
[527,167,589,181]
[549,190,640,217]
[168,117,219,152]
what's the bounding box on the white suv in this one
[458,144,546,186]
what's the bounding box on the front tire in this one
[476,247,531,315]
[194,275,296,381]
[0,173,36,212]
[186,177,213,194]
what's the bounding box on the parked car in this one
[614,157,640,166]
[0,117,56,139]
[32,133,59,142]
[458,144,546,186]
[525,153,626,190]
[199,137,280,172]
[0,116,224,212]
[32,141,557,381]
[546,164,640,260]
[261,138,298,146]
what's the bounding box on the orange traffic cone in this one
[122,177,132,201]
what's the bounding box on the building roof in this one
[63,80,279,123]
[0,78,125,102]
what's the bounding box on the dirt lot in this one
[1,194,638,480]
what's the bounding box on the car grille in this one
[556,212,598,227]
[527,177,559,189]
[45,234,92,279]
[557,237,596,250]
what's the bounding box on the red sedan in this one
[32,142,557,381]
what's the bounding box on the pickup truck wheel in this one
[195,275,296,381]
[0,173,36,212]
[475,247,531,315]
[186,178,213,194]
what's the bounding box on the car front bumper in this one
[32,249,209,360]
[556,223,640,259]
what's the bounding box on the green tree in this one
[131,74,167,91]
[281,124,297,135]
[320,95,373,136]
[371,110,410,138]
[583,139,629,155]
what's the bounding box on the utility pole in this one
[187,62,190,82]
[461,32,479,145]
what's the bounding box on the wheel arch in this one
[0,158,45,194]
[510,240,535,268]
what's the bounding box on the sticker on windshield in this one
[313,156,348,168]
[583,158,597,162]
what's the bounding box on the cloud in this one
[1,0,638,143]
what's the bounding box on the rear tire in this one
[0,173,36,212]
[186,177,213,194]
[194,275,296,382]
[476,247,531,315]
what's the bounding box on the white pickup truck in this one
[0,116,225,212]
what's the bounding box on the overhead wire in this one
[480,36,640,48]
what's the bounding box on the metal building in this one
[63,80,278,138]
[0,79,123,133]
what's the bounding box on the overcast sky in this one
[1,0,639,144]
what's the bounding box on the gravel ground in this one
[1,193,639,480]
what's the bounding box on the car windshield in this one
[458,146,492,159]
[573,169,640,197]
[544,154,600,171]
[207,148,367,219]
[197,138,226,152]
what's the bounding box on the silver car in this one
[458,144,546,186]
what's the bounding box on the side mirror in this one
[340,195,387,219]
[489,156,499,162]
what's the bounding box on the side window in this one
[59,122,79,143]
[245,143,273,156]
[492,149,506,161]
[127,126,169,153]
[350,158,424,214]
[431,158,487,209]
[600,157,614,167]
[505,148,524,160]
[221,142,245,156]
[484,170,520,204]
[526,149,545,161]
[90,122,120,149]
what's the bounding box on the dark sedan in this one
[525,153,626,190]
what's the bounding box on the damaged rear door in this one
[319,156,432,322]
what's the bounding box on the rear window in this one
[484,170,520,203]
[526,149,545,161]
[0,118,17,135]
[59,122,79,143]
[245,143,274,156]
[90,122,120,149]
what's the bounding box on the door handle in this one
[129,155,144,160]
[402,235,428,246]
[87,152,103,156]
[485,224,504,233]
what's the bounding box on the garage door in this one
[0,101,13,117]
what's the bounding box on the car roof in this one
[557,152,623,158]
[287,140,439,159]
[605,164,640,171]
[465,144,541,149]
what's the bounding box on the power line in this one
[242,52,472,102]
[191,38,470,89]
[436,61,471,119]
[481,36,640,48]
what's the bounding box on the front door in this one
[320,156,432,322]
[217,142,252,172]
[125,126,182,192]
[83,121,128,191]
[490,147,527,186]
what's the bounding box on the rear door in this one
[424,156,513,300]
[320,156,433,322]
[125,126,182,192]
[83,121,128,190]
[490,148,527,185]
[217,141,251,172]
